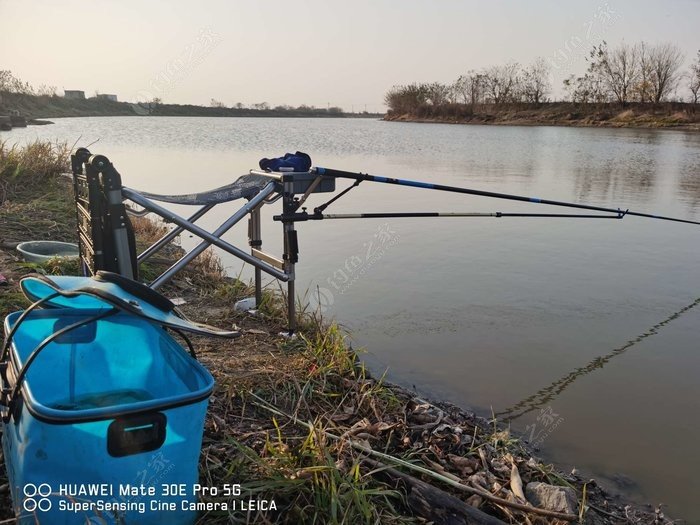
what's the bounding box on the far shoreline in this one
[20,113,697,133]
[383,114,700,132]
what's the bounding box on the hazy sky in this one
[1,0,698,111]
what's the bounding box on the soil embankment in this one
[385,102,700,131]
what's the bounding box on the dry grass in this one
[131,214,170,244]
[0,140,74,244]
[613,109,635,121]
[0,139,71,204]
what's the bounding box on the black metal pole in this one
[281,182,298,335]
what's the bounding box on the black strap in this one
[94,271,175,312]
[1,291,63,363]
[2,308,118,423]
[167,327,197,359]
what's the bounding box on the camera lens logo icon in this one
[23,483,52,512]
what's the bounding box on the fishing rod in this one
[274,211,627,221]
[298,167,700,226]
[258,154,699,333]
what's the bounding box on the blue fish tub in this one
[0,274,234,524]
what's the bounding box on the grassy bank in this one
[0,141,674,524]
[385,102,700,131]
[1,92,138,118]
[0,92,380,120]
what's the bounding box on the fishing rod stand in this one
[71,152,337,336]
[70,150,695,338]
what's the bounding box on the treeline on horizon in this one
[146,98,350,117]
[385,41,700,118]
[0,70,376,118]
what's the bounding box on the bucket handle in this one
[1,291,63,363]
[1,291,64,422]
[0,284,201,423]
[1,308,118,423]
[168,327,197,359]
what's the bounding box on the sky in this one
[0,0,698,111]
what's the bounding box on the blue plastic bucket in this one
[2,308,215,524]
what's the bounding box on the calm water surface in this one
[8,117,700,520]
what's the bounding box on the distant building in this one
[64,90,85,99]
[96,94,118,102]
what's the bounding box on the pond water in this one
[7,117,700,521]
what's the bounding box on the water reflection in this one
[496,296,700,422]
[573,154,656,204]
[678,171,700,213]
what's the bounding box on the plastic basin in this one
[16,241,79,263]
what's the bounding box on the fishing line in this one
[495,296,700,422]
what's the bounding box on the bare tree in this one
[145,97,162,115]
[521,58,551,104]
[0,70,11,91]
[562,75,577,102]
[446,82,459,104]
[384,40,693,116]
[566,45,612,104]
[483,63,520,104]
[633,42,654,103]
[384,83,428,114]
[0,70,34,94]
[563,73,607,104]
[647,43,684,103]
[424,82,451,106]
[689,50,700,104]
[210,98,226,108]
[35,84,57,97]
[452,77,467,104]
[595,42,640,105]
[454,71,485,108]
